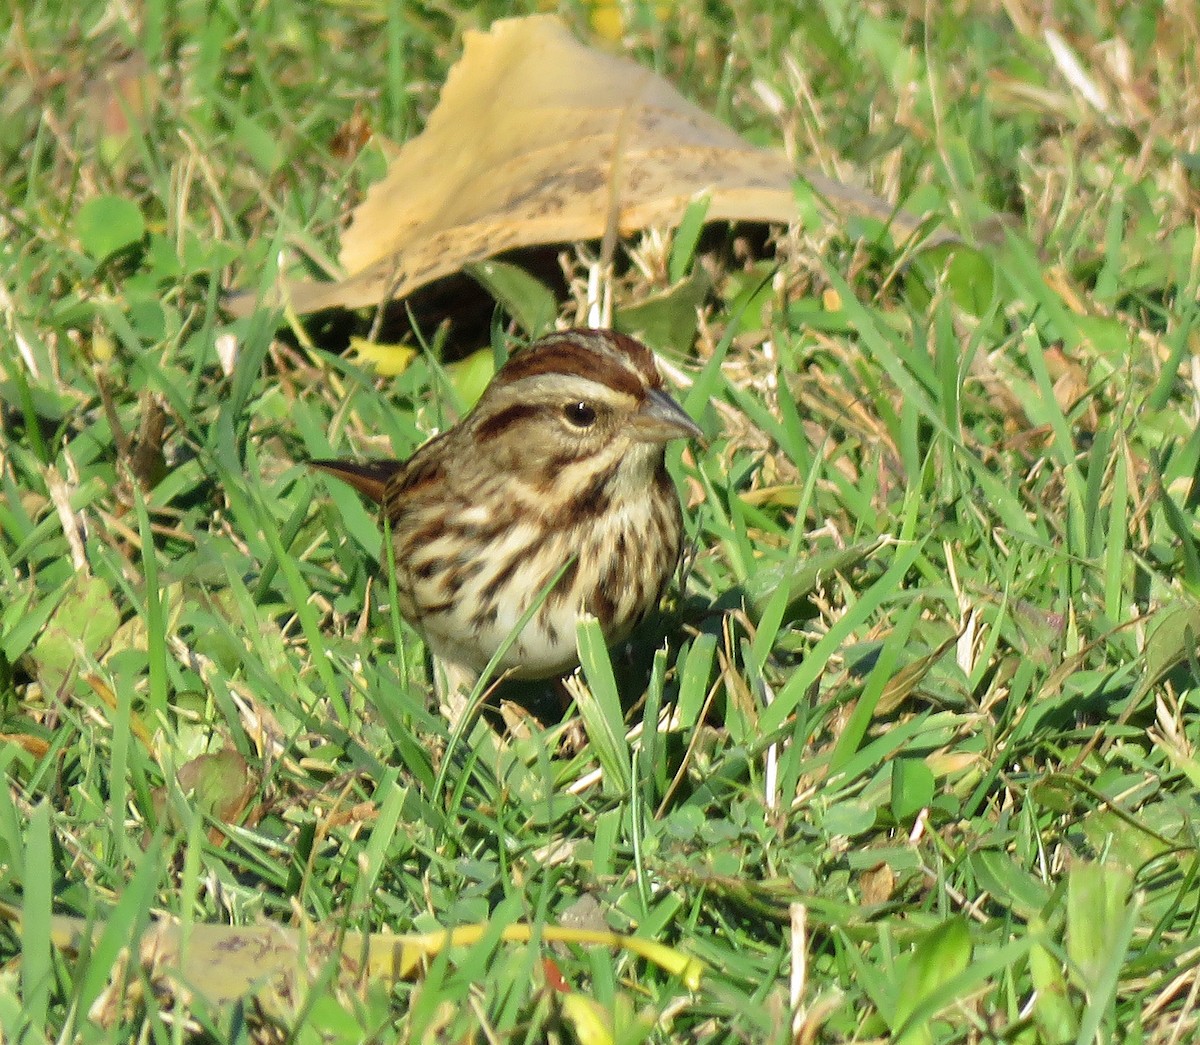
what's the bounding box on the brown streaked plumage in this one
[313,328,701,680]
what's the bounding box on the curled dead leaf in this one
[148,748,259,846]
[227,15,936,319]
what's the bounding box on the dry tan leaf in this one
[84,674,154,753]
[1044,342,1097,429]
[0,733,51,759]
[858,862,896,906]
[875,632,961,716]
[925,750,983,777]
[231,15,930,318]
[329,102,373,162]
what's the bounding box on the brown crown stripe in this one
[604,331,672,388]
[497,340,655,398]
[555,329,664,387]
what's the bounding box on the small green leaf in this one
[943,246,997,317]
[445,347,497,409]
[76,195,145,261]
[179,749,257,823]
[890,757,935,823]
[723,262,775,333]
[466,260,558,338]
[231,111,284,174]
[675,632,716,728]
[0,379,76,424]
[616,266,710,353]
[821,799,876,838]
[151,749,257,832]
[893,917,973,1044]
[1030,776,1078,814]
[127,296,167,341]
[792,177,825,232]
[20,802,52,1031]
[143,233,183,281]
[877,633,958,715]
[784,296,856,333]
[969,851,1051,919]
[1140,598,1200,695]
[1088,822,1151,888]
[2,582,65,663]
[32,575,121,691]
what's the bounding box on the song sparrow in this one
[313,328,701,682]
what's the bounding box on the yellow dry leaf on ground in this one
[1,904,703,1024]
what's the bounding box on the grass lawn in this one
[3,1,1200,1041]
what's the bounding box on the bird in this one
[312,327,701,688]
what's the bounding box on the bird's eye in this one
[563,401,597,427]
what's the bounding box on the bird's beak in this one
[631,389,704,444]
